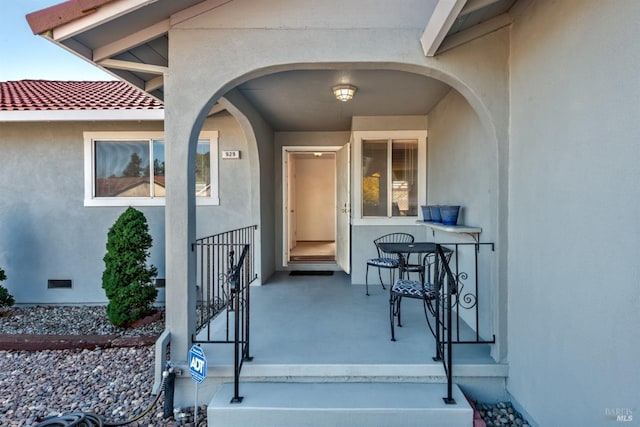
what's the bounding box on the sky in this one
[0,1,114,81]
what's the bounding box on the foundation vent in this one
[48,279,72,289]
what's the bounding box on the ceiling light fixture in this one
[332,84,357,102]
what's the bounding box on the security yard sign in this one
[189,345,207,384]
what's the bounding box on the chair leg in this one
[397,296,403,327]
[377,268,386,290]
[389,293,396,341]
[365,265,370,296]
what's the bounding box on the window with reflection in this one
[85,131,218,206]
[362,138,418,217]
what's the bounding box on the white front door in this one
[335,143,351,273]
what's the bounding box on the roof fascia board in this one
[437,12,511,54]
[98,58,168,74]
[0,109,164,122]
[420,0,468,57]
[170,0,233,26]
[52,0,159,41]
[460,0,502,16]
[93,18,170,61]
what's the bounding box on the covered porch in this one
[190,270,506,402]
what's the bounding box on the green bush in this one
[0,267,15,308]
[102,207,158,327]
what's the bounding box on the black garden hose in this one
[34,370,167,427]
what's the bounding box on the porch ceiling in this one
[26,0,519,131]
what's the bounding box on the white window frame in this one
[352,130,427,225]
[83,131,219,207]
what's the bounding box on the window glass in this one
[391,139,418,217]
[93,138,211,199]
[152,140,165,197]
[195,140,211,197]
[85,131,218,206]
[95,140,150,197]
[362,140,388,217]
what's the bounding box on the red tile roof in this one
[0,80,163,111]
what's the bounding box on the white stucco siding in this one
[427,88,498,346]
[196,112,253,235]
[180,0,438,30]
[0,121,165,304]
[0,117,245,305]
[427,89,497,238]
[508,1,640,425]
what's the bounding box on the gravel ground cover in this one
[0,305,205,426]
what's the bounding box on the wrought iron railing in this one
[431,242,496,404]
[191,225,257,402]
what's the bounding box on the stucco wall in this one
[0,121,164,304]
[427,88,498,342]
[508,1,640,425]
[0,116,248,305]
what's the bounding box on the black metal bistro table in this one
[377,242,439,280]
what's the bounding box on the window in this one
[353,130,426,225]
[84,131,218,206]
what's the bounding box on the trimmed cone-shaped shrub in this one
[102,207,158,327]
[0,267,15,309]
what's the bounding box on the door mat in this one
[289,255,335,262]
[289,271,334,276]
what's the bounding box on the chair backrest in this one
[424,247,453,290]
[373,233,414,258]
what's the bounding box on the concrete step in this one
[208,382,472,427]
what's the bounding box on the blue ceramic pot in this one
[421,206,431,221]
[428,205,442,223]
[440,205,460,226]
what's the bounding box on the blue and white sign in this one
[188,345,207,384]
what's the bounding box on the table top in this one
[378,242,438,254]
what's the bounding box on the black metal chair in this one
[365,232,414,296]
[389,247,452,341]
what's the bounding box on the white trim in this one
[420,0,467,57]
[0,109,163,122]
[83,130,219,207]
[352,130,427,226]
[281,146,342,267]
[145,75,165,92]
[98,59,168,75]
[52,0,158,41]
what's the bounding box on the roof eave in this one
[0,109,164,122]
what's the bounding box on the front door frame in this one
[281,145,345,268]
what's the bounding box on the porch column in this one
[164,106,198,361]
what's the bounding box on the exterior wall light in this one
[332,84,357,102]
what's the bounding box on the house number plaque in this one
[222,150,240,159]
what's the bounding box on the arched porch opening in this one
[170,62,506,365]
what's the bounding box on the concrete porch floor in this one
[197,271,506,426]
[195,271,506,387]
